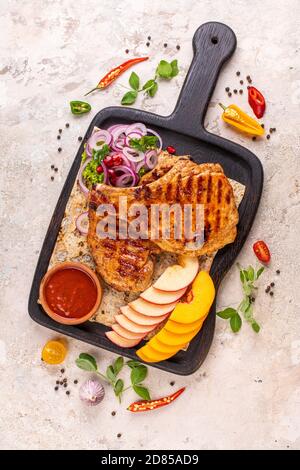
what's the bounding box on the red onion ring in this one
[145,150,158,169]
[123,146,144,163]
[126,123,147,136]
[78,158,92,197]
[125,131,143,147]
[76,211,89,235]
[88,130,112,150]
[146,128,162,152]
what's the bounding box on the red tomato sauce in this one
[45,267,98,318]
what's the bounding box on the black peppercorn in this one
[273,127,276,132]
[117,433,122,438]
[265,286,270,293]
[164,43,167,48]
[58,147,62,152]
[125,49,129,54]
[78,136,82,141]
[270,282,275,287]
[66,390,70,395]
[148,36,151,40]
[236,71,241,76]
[276,269,280,274]
[111,411,116,416]
[266,134,270,140]
[270,291,274,296]
[233,89,237,94]
[239,89,243,94]
[176,45,180,50]
[60,381,63,385]
[65,123,69,128]
[74,380,78,385]
[261,123,264,128]
[146,42,150,47]
[240,80,243,85]
[57,135,61,140]
[225,87,230,92]
[228,92,232,97]
[58,129,62,134]
[51,164,54,169]
[64,383,67,388]
[63,378,67,383]
[54,386,59,391]
[51,176,54,181]
[170,381,175,386]
[56,380,59,385]
[54,167,58,172]
[61,368,65,374]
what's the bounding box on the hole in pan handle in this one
[170,22,237,137]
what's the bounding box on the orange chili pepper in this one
[85,57,149,96]
[127,387,185,412]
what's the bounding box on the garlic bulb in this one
[79,379,105,406]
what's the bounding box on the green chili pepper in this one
[70,101,91,115]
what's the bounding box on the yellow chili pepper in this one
[219,103,264,136]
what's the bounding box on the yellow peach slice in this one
[164,318,204,334]
[155,325,201,346]
[147,337,187,354]
[137,344,181,363]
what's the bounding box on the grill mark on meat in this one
[215,209,221,232]
[101,240,115,250]
[175,174,182,202]
[143,185,152,201]
[89,201,97,211]
[217,178,223,204]
[134,187,143,200]
[184,175,193,196]
[226,190,231,204]
[166,182,173,202]
[207,174,212,203]
[197,175,203,201]
[204,222,211,241]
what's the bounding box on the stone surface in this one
[1,0,300,450]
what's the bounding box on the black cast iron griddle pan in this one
[28,22,263,375]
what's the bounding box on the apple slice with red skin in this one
[105,331,142,348]
[121,305,169,326]
[140,286,187,305]
[129,298,178,317]
[153,255,199,292]
[112,323,146,340]
[115,314,155,334]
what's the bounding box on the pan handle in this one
[170,22,237,136]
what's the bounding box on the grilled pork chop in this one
[88,157,238,291]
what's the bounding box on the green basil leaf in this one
[230,313,242,333]
[247,266,255,281]
[142,79,156,91]
[148,81,158,97]
[114,379,124,396]
[75,353,98,372]
[121,90,138,105]
[133,384,151,400]
[243,270,249,282]
[216,308,238,319]
[126,360,142,369]
[240,270,245,283]
[256,266,264,279]
[156,60,173,79]
[252,322,260,333]
[129,71,140,91]
[170,59,179,77]
[113,357,124,376]
[131,365,148,385]
[106,365,116,383]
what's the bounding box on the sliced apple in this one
[129,297,177,317]
[164,318,204,334]
[105,331,141,348]
[121,305,169,326]
[153,255,199,292]
[155,325,201,347]
[112,323,146,340]
[140,286,187,305]
[115,314,155,334]
[148,336,188,354]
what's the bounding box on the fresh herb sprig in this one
[217,264,264,333]
[130,135,158,152]
[121,59,179,106]
[75,353,151,403]
[81,144,110,188]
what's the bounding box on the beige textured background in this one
[1,0,300,450]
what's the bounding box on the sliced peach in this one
[137,344,180,363]
[105,331,142,348]
[129,297,177,317]
[140,286,187,305]
[153,255,199,292]
[169,271,215,324]
[115,314,155,334]
[148,336,187,354]
[156,325,201,347]
[121,305,169,326]
[112,323,146,340]
[164,318,204,334]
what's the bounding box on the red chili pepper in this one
[127,387,185,412]
[248,86,266,119]
[253,240,271,263]
[167,145,176,154]
[85,57,149,96]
